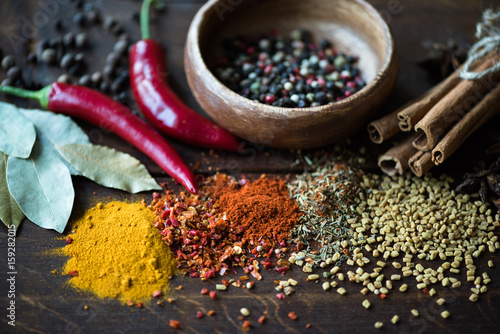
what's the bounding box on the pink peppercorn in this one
[265,95,276,104]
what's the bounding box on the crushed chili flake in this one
[137,302,144,308]
[288,312,298,320]
[201,288,209,295]
[65,236,72,245]
[197,311,204,318]
[68,270,79,277]
[126,300,134,307]
[209,291,217,300]
[169,320,182,329]
[258,315,266,324]
[207,310,216,316]
[152,290,162,298]
[151,173,300,281]
[242,320,251,331]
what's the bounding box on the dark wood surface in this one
[1,0,499,333]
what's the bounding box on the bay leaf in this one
[19,108,91,176]
[56,143,162,193]
[7,140,74,233]
[0,102,36,158]
[0,152,24,230]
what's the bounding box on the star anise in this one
[456,157,500,212]
[418,38,468,80]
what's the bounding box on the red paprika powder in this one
[218,175,302,247]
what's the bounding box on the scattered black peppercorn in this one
[91,71,103,85]
[63,32,75,47]
[86,10,101,24]
[78,74,91,86]
[1,55,15,70]
[41,48,58,64]
[103,15,117,30]
[1,78,12,86]
[113,40,129,56]
[6,67,22,80]
[75,33,89,49]
[111,70,129,93]
[57,74,72,84]
[0,0,133,99]
[73,12,86,27]
[27,53,37,64]
[60,53,75,69]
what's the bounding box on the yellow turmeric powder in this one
[61,201,174,304]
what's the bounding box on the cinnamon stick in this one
[408,151,433,177]
[432,83,500,165]
[413,52,500,152]
[378,134,419,176]
[367,109,400,144]
[397,64,464,132]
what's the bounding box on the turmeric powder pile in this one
[61,201,175,304]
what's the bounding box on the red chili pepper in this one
[129,0,241,152]
[0,83,198,194]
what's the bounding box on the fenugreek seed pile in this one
[289,170,499,324]
[351,173,499,299]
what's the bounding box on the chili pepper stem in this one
[0,85,51,109]
[141,0,161,40]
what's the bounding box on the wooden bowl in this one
[185,0,398,149]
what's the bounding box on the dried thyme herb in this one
[288,153,363,264]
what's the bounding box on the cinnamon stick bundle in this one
[378,134,419,176]
[432,83,500,165]
[397,64,464,132]
[413,52,500,152]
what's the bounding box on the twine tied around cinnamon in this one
[460,8,500,80]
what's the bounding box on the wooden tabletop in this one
[1,0,499,333]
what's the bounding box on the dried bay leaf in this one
[56,143,162,193]
[19,108,91,176]
[0,102,36,158]
[7,140,74,233]
[0,152,24,230]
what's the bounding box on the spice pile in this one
[288,157,363,266]
[60,201,175,305]
[151,173,301,280]
[287,170,499,327]
[214,29,365,107]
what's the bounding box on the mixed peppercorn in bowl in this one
[185,0,398,149]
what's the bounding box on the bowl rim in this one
[186,0,396,118]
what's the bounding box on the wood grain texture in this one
[1,1,500,333]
